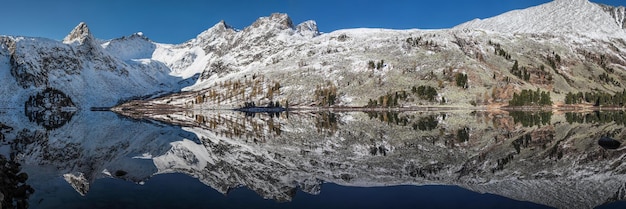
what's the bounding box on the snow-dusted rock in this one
[0,23,185,108]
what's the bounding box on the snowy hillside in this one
[2,0,626,110]
[455,0,626,39]
[123,1,626,110]
[0,23,184,109]
[149,13,321,81]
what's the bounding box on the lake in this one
[2,109,626,209]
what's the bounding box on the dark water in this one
[41,173,551,209]
[2,110,626,209]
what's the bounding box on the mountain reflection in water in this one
[2,110,626,208]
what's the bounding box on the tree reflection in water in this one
[0,155,33,209]
[24,88,76,130]
[9,109,626,209]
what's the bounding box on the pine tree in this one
[367,60,375,69]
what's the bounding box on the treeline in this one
[546,53,561,70]
[509,89,552,106]
[564,90,626,106]
[599,72,621,86]
[405,36,439,49]
[242,101,285,108]
[314,83,338,106]
[489,41,512,60]
[489,41,559,85]
[193,74,283,105]
[455,73,468,88]
[510,60,530,81]
[365,85,438,108]
[366,91,407,108]
[367,60,385,70]
[366,91,406,108]
[412,85,438,101]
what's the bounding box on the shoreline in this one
[110,102,626,114]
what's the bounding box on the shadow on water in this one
[45,173,553,209]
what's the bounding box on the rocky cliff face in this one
[0,23,185,109]
[601,4,626,29]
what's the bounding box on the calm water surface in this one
[1,109,626,209]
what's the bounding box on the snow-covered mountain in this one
[0,23,185,109]
[2,0,626,110]
[123,1,626,109]
[3,1,626,208]
[148,13,320,81]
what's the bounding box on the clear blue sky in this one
[0,0,624,44]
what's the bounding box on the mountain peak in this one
[217,20,232,29]
[296,20,320,37]
[133,31,145,37]
[211,20,235,32]
[554,0,586,3]
[63,22,95,45]
[128,31,151,42]
[195,20,237,42]
[249,13,294,31]
[454,0,625,38]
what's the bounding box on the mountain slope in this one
[150,13,320,80]
[102,32,156,61]
[455,0,626,39]
[3,1,626,110]
[123,9,626,110]
[0,23,184,108]
[600,3,626,29]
